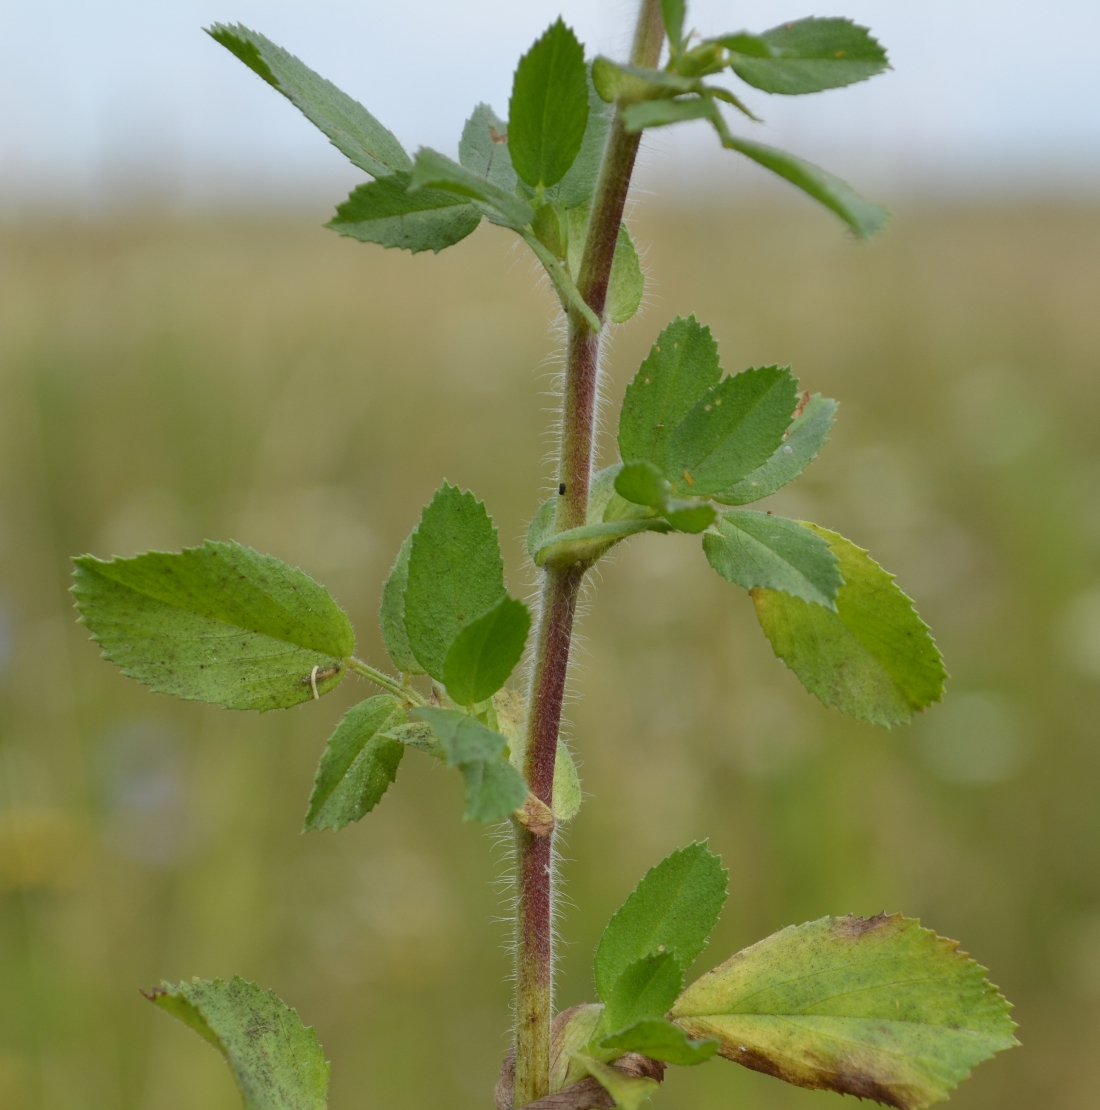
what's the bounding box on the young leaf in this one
[703,511,842,609]
[147,976,329,1110]
[405,484,506,682]
[459,755,529,822]
[572,1055,658,1110]
[496,688,582,823]
[718,18,889,96]
[443,595,531,706]
[619,316,722,471]
[530,517,667,569]
[717,132,889,240]
[670,914,1017,1110]
[409,149,534,229]
[379,531,425,675]
[660,0,686,54]
[602,952,684,1035]
[591,59,698,104]
[327,175,480,254]
[615,461,670,509]
[207,24,410,178]
[607,225,645,324]
[601,1019,718,1066]
[509,20,590,189]
[666,366,799,495]
[623,97,715,132]
[72,542,353,711]
[714,394,837,506]
[413,707,506,764]
[595,842,728,1002]
[752,525,946,726]
[458,103,517,192]
[304,696,405,832]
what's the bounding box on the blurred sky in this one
[3,0,1100,210]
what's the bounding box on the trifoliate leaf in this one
[409,149,533,229]
[607,224,645,324]
[752,525,946,726]
[601,952,684,1036]
[147,976,329,1110]
[207,24,409,178]
[458,103,517,192]
[327,175,480,254]
[509,20,589,189]
[671,914,1017,1110]
[572,1055,658,1110]
[595,842,728,1002]
[666,366,799,495]
[304,696,404,832]
[703,511,842,608]
[379,530,424,675]
[72,542,352,711]
[601,1019,718,1066]
[619,316,722,471]
[459,754,529,822]
[717,133,888,240]
[715,393,837,505]
[496,688,582,823]
[718,18,889,96]
[405,484,506,682]
[443,595,531,706]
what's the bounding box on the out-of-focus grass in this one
[0,200,1099,1110]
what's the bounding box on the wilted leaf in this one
[72,542,352,711]
[671,914,1017,1110]
[304,696,405,832]
[147,976,329,1110]
[752,525,946,725]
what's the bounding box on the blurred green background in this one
[1,198,1098,1109]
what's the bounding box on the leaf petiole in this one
[345,656,427,706]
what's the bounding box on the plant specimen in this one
[72,3,1018,1108]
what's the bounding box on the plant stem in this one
[512,4,665,1107]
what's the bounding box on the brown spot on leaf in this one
[488,125,508,144]
[833,911,895,939]
[792,390,811,420]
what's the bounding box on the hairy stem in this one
[512,4,665,1107]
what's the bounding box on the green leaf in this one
[327,174,480,254]
[615,462,717,535]
[591,59,698,103]
[670,913,1017,1110]
[458,103,517,192]
[601,1020,718,1066]
[509,20,590,189]
[207,24,409,178]
[72,542,352,711]
[405,484,506,682]
[623,97,715,132]
[595,842,728,1002]
[703,511,842,608]
[752,525,946,726]
[619,316,722,471]
[147,976,329,1110]
[602,952,684,1035]
[459,754,529,822]
[304,696,404,832]
[548,70,613,208]
[717,133,889,240]
[409,148,534,229]
[413,707,506,764]
[661,0,686,53]
[496,688,582,823]
[530,517,667,568]
[719,18,889,96]
[714,393,837,505]
[607,225,645,324]
[572,1055,658,1110]
[379,531,424,675]
[443,595,531,706]
[380,720,443,759]
[666,366,799,495]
